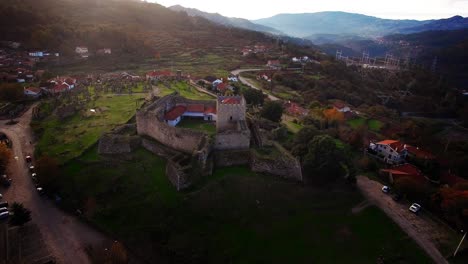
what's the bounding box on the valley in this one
[0,0,467,264]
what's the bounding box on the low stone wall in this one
[215,130,250,150]
[166,160,191,191]
[141,137,180,160]
[250,143,303,181]
[214,149,251,167]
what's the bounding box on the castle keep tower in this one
[216,96,247,132]
[215,96,250,150]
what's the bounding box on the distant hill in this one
[253,12,468,40]
[169,5,282,35]
[0,0,272,57]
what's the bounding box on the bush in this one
[260,101,283,123]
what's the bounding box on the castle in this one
[135,92,301,190]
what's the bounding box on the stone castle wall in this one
[250,143,303,181]
[136,94,213,154]
[215,129,250,150]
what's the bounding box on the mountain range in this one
[169,5,282,35]
[253,12,468,41]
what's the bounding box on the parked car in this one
[0,193,2,199]
[29,165,35,172]
[1,175,11,187]
[25,155,32,163]
[31,173,37,179]
[0,207,7,214]
[0,201,8,208]
[409,203,422,214]
[36,187,44,195]
[381,185,390,193]
[0,211,9,220]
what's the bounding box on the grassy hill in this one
[0,0,272,58]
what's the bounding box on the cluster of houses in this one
[75,46,111,59]
[194,75,239,95]
[368,139,465,187]
[23,76,77,97]
[241,44,268,56]
[0,48,49,83]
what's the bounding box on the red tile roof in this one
[217,83,228,91]
[381,164,426,182]
[333,101,347,109]
[376,140,406,153]
[204,106,217,114]
[25,87,41,94]
[405,145,435,160]
[285,102,308,116]
[52,83,69,93]
[64,78,76,85]
[164,105,187,121]
[267,60,280,65]
[221,98,240,104]
[186,104,205,113]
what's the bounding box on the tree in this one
[242,88,265,106]
[291,125,321,157]
[0,142,12,173]
[323,108,344,125]
[35,156,60,191]
[394,177,431,202]
[10,203,31,226]
[260,101,283,123]
[0,83,23,101]
[303,135,346,184]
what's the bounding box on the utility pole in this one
[453,231,466,257]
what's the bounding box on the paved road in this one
[231,68,280,101]
[0,105,108,264]
[357,176,449,264]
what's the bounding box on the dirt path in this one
[0,104,109,264]
[357,176,449,264]
[231,68,280,101]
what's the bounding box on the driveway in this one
[0,104,109,264]
[357,176,450,264]
[231,68,280,101]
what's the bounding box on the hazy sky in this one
[152,0,468,20]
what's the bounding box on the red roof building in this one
[381,163,427,184]
[186,104,205,113]
[164,105,187,121]
[146,70,173,80]
[284,101,308,117]
[221,98,240,104]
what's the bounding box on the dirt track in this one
[357,176,449,264]
[0,105,108,264]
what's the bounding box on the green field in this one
[347,117,384,132]
[58,145,431,263]
[177,118,216,135]
[34,93,145,163]
[282,120,304,134]
[157,81,215,100]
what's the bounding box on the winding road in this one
[1,105,109,264]
[231,68,280,101]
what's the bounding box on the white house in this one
[227,76,238,82]
[24,87,42,97]
[164,104,217,127]
[333,102,351,113]
[212,79,223,88]
[368,140,407,165]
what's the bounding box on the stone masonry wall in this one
[215,130,250,150]
[250,143,303,181]
[214,149,251,167]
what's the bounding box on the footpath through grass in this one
[157,81,214,100]
[58,143,432,263]
[34,93,145,163]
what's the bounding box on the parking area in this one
[357,176,453,264]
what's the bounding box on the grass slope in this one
[35,93,145,163]
[60,147,431,263]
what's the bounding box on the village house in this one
[267,60,281,69]
[75,46,89,58]
[333,101,351,113]
[284,101,309,117]
[368,140,408,165]
[23,87,42,97]
[380,163,426,184]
